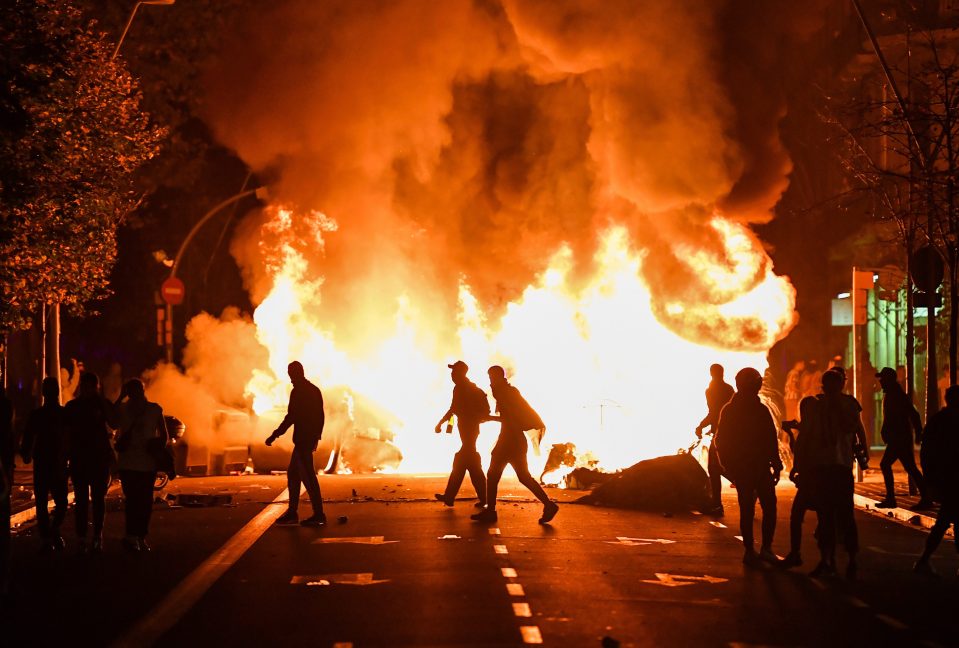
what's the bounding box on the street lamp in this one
[161,187,269,364]
[111,0,176,61]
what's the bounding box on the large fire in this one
[241,205,795,475]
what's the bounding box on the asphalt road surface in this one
[6,474,959,647]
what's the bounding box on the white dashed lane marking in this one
[709,521,727,529]
[520,626,543,644]
[493,529,543,644]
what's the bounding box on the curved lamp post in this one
[162,187,268,363]
[112,0,176,61]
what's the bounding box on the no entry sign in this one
[160,276,186,305]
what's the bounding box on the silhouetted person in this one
[801,369,867,579]
[471,366,558,524]
[115,379,167,552]
[695,363,734,515]
[65,372,116,553]
[715,367,782,566]
[781,396,818,569]
[784,360,805,421]
[434,361,489,508]
[914,385,959,576]
[266,361,326,526]
[0,387,12,597]
[20,377,69,551]
[875,367,931,509]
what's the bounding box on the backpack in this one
[462,383,491,420]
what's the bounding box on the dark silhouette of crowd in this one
[1,353,956,602]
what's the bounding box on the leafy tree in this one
[0,0,164,335]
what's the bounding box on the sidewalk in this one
[853,449,948,535]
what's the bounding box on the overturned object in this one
[564,467,615,490]
[577,453,711,512]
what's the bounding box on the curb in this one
[853,493,953,537]
[10,492,76,530]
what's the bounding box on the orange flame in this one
[246,206,795,474]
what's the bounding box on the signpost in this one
[159,277,185,363]
[160,277,185,305]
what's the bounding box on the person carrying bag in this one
[115,379,168,552]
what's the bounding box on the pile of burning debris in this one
[542,442,712,513]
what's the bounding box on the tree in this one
[823,4,959,416]
[0,0,165,337]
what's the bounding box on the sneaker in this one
[434,493,454,507]
[759,548,781,566]
[913,559,938,576]
[780,552,803,569]
[121,536,140,552]
[301,513,327,527]
[539,501,559,525]
[51,534,65,551]
[77,538,89,555]
[91,534,103,554]
[275,510,299,525]
[875,498,898,509]
[742,549,761,568]
[474,500,487,509]
[137,537,152,552]
[705,505,724,517]
[471,508,498,523]
[809,561,837,578]
[911,499,935,511]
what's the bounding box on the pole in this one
[111,3,143,60]
[164,188,263,365]
[111,1,176,61]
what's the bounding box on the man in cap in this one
[434,361,489,508]
[266,361,327,526]
[875,367,931,510]
[715,367,782,566]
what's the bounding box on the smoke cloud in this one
[200,0,825,350]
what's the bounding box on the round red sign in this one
[160,277,186,305]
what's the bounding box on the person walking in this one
[695,363,735,515]
[914,385,959,576]
[781,396,818,569]
[715,367,782,567]
[266,361,327,526]
[20,377,69,551]
[801,369,868,579]
[115,379,167,552]
[875,367,932,510]
[471,366,558,524]
[64,372,116,553]
[434,361,489,508]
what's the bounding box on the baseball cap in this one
[447,360,468,374]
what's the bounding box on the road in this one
[6,474,959,647]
